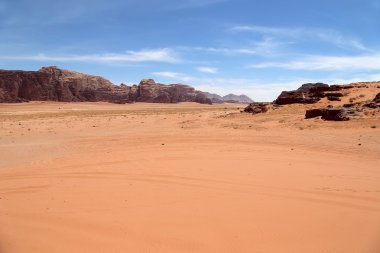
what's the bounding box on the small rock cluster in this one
[243,103,270,115]
[305,98,379,121]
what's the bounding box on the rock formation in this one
[274,83,331,105]
[305,108,351,121]
[243,103,270,115]
[0,66,212,104]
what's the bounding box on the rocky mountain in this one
[0,66,211,104]
[222,94,254,103]
[205,92,254,103]
[204,92,223,102]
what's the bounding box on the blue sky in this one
[0,0,379,101]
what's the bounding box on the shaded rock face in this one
[305,108,350,121]
[274,83,330,105]
[374,92,380,103]
[329,84,354,91]
[243,102,270,115]
[0,67,212,104]
[363,102,379,109]
[325,92,343,101]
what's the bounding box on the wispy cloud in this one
[197,67,218,73]
[151,71,194,82]
[183,37,283,56]
[230,25,371,52]
[0,49,180,63]
[250,53,380,71]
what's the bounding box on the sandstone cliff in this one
[0,66,212,104]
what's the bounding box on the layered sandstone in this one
[0,66,211,104]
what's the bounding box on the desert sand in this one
[1,91,380,252]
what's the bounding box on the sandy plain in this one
[1,91,380,252]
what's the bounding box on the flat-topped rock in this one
[275,83,330,105]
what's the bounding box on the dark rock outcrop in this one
[305,108,350,121]
[326,92,343,101]
[0,66,212,104]
[374,92,380,103]
[243,102,270,115]
[274,83,330,105]
[329,84,354,91]
[363,102,378,109]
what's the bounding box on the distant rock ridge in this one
[205,92,254,104]
[0,66,211,104]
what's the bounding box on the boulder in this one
[243,102,270,115]
[305,109,324,119]
[305,108,350,121]
[326,92,343,101]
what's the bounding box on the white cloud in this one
[230,25,371,52]
[187,37,283,56]
[151,71,194,82]
[0,48,180,63]
[197,67,218,73]
[250,53,380,71]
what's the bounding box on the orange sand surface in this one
[0,101,380,253]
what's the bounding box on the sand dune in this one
[1,100,380,253]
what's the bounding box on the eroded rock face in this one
[274,83,330,105]
[329,84,354,91]
[0,66,212,104]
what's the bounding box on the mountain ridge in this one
[204,92,254,104]
[0,66,212,104]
